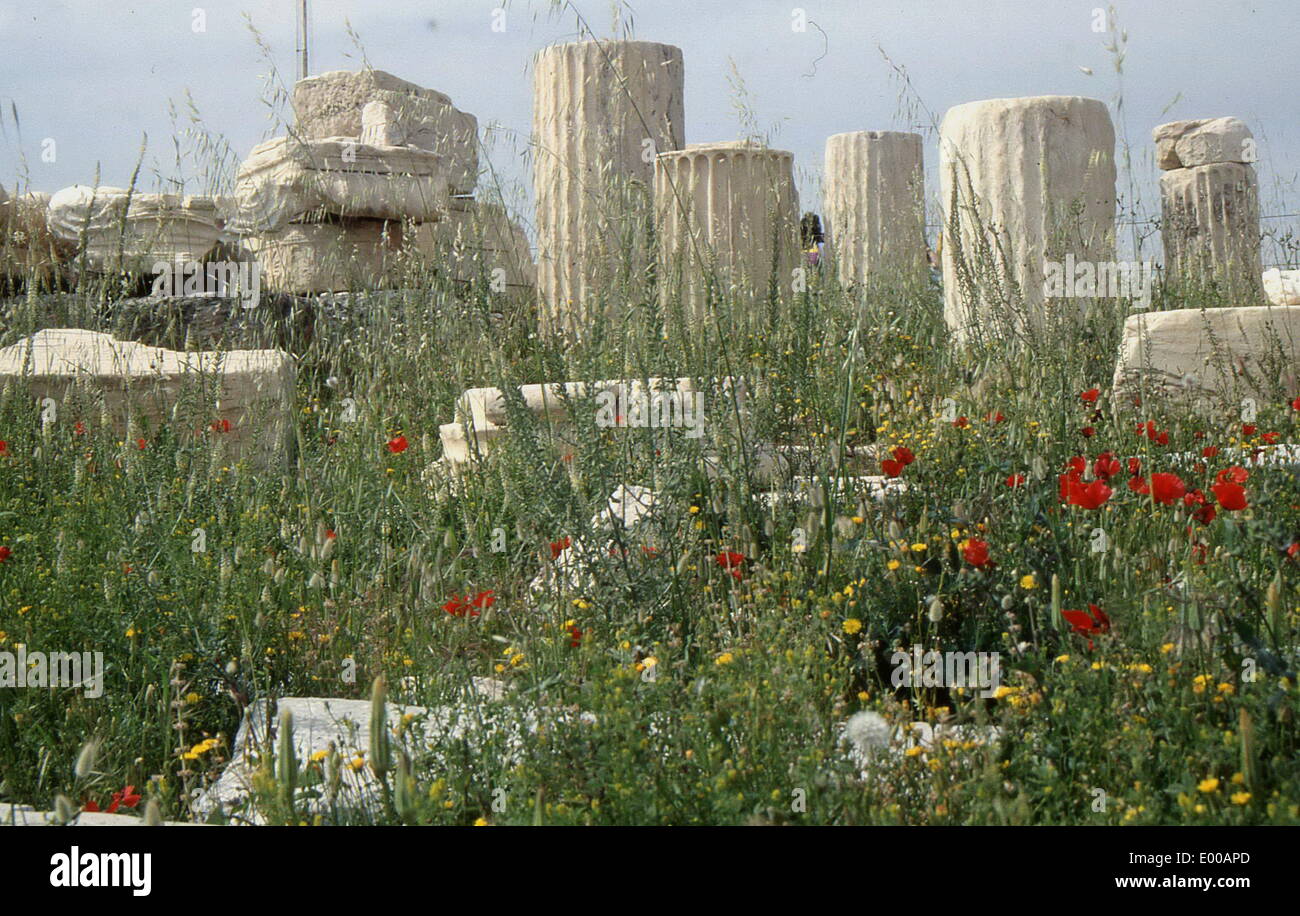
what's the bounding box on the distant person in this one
[801,212,826,269]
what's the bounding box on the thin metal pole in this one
[299,0,309,80]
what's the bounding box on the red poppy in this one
[1193,430,1206,440]
[1211,481,1248,511]
[1066,455,1087,475]
[210,419,231,433]
[715,551,746,580]
[1292,397,1300,411]
[0,440,9,457]
[567,625,583,648]
[87,785,141,815]
[1080,388,1100,403]
[953,416,969,429]
[73,422,86,436]
[1262,431,1280,444]
[1064,477,1112,510]
[1079,426,1096,438]
[1133,472,1186,505]
[881,459,904,478]
[1288,542,1300,559]
[1243,424,1257,437]
[111,785,141,812]
[1005,473,1026,488]
[1062,604,1110,648]
[549,537,572,560]
[325,529,337,540]
[962,539,991,567]
[1215,466,1249,485]
[1184,489,1216,524]
[1201,446,1219,459]
[1127,457,1142,476]
[136,438,147,450]
[0,546,10,563]
[1134,421,1168,444]
[1093,453,1121,480]
[443,590,495,617]
[985,411,1006,423]
[386,435,409,454]
[892,446,915,466]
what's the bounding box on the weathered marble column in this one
[532,40,685,335]
[655,141,800,325]
[1154,117,1263,301]
[939,96,1116,343]
[823,131,926,287]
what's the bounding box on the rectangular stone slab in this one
[1112,306,1300,405]
[0,328,294,470]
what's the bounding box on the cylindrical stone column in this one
[655,142,800,327]
[532,40,685,335]
[823,131,926,288]
[939,96,1116,343]
[1154,117,1263,301]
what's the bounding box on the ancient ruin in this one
[654,141,800,324]
[1155,117,1264,301]
[1112,306,1300,406]
[823,131,927,288]
[292,69,479,195]
[939,95,1117,343]
[532,40,685,334]
[46,186,227,273]
[0,328,295,470]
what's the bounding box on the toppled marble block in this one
[0,802,193,826]
[47,186,225,271]
[245,218,403,294]
[1112,306,1300,405]
[1263,268,1300,306]
[531,484,660,595]
[1,189,65,282]
[0,328,294,470]
[1154,117,1254,170]
[410,196,535,294]
[292,69,478,195]
[193,693,594,823]
[233,137,449,233]
[433,376,746,467]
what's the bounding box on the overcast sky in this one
[2,0,1297,262]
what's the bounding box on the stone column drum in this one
[939,96,1116,343]
[532,40,685,335]
[655,141,800,325]
[823,131,926,288]
[1154,117,1263,301]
